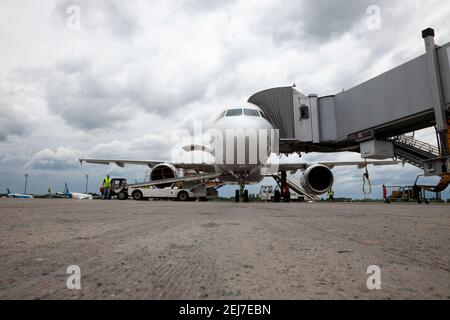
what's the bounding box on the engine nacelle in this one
[150,163,177,188]
[300,164,334,196]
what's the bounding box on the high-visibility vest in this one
[103,177,112,188]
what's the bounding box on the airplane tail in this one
[64,182,69,194]
[6,188,11,194]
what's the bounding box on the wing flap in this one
[79,158,216,172]
[268,160,399,173]
[79,159,165,168]
[319,160,399,169]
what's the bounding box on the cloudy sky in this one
[1,0,450,199]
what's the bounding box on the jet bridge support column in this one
[423,28,449,156]
[280,171,290,202]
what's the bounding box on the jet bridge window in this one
[243,109,260,117]
[226,108,243,117]
[299,105,309,120]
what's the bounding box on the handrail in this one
[393,135,439,156]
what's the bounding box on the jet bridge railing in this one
[393,135,439,157]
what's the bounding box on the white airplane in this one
[80,104,398,201]
[56,183,93,200]
[6,188,33,199]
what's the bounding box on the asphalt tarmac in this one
[0,199,449,299]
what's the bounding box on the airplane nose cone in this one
[210,116,274,168]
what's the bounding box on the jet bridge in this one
[249,28,450,179]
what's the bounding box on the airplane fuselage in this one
[7,193,33,199]
[208,105,274,184]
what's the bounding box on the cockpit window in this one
[259,111,268,120]
[215,111,226,122]
[226,108,243,117]
[243,109,260,117]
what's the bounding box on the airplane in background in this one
[6,188,33,199]
[80,104,398,202]
[56,183,93,200]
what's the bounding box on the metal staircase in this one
[391,135,450,193]
[127,173,223,189]
[391,135,439,170]
[272,174,321,202]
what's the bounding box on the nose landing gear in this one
[243,190,249,202]
[235,178,249,203]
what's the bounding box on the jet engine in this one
[300,164,334,196]
[150,163,177,188]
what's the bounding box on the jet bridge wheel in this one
[273,190,281,203]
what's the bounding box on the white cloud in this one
[26,146,80,170]
[0,103,32,141]
[1,0,449,196]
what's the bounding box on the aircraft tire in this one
[283,192,290,203]
[274,190,281,203]
[243,190,249,202]
[235,190,240,203]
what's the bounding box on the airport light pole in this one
[85,174,89,194]
[24,173,29,194]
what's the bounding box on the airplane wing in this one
[318,160,399,169]
[79,158,216,172]
[274,160,399,172]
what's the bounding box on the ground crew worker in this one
[327,188,335,201]
[103,175,112,200]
